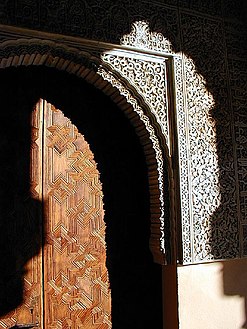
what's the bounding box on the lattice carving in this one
[119,19,227,263]
[115,20,216,263]
[178,13,241,262]
[101,53,170,145]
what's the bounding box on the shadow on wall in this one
[0,66,163,329]
[222,259,247,329]
[173,5,247,328]
[171,5,247,328]
[0,77,42,316]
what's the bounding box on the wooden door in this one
[0,99,111,329]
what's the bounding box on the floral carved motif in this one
[121,21,174,54]
[102,53,170,146]
[173,55,193,263]
[184,57,222,261]
[178,13,242,263]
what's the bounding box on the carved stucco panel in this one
[173,54,193,263]
[107,21,226,263]
[120,19,174,54]
[97,66,166,254]
[225,21,247,257]
[101,52,170,148]
[184,57,221,261]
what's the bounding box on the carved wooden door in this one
[0,99,111,329]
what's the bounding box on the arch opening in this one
[0,38,172,264]
[0,65,164,328]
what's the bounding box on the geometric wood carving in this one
[0,99,111,328]
[42,100,111,328]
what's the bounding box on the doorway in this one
[0,99,111,328]
[0,66,163,329]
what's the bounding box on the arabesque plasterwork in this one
[98,66,166,255]
[183,56,221,262]
[101,52,170,149]
[0,18,243,264]
[120,20,174,53]
[111,21,231,263]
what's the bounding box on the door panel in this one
[42,100,111,328]
[0,99,111,328]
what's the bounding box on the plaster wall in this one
[177,259,247,329]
